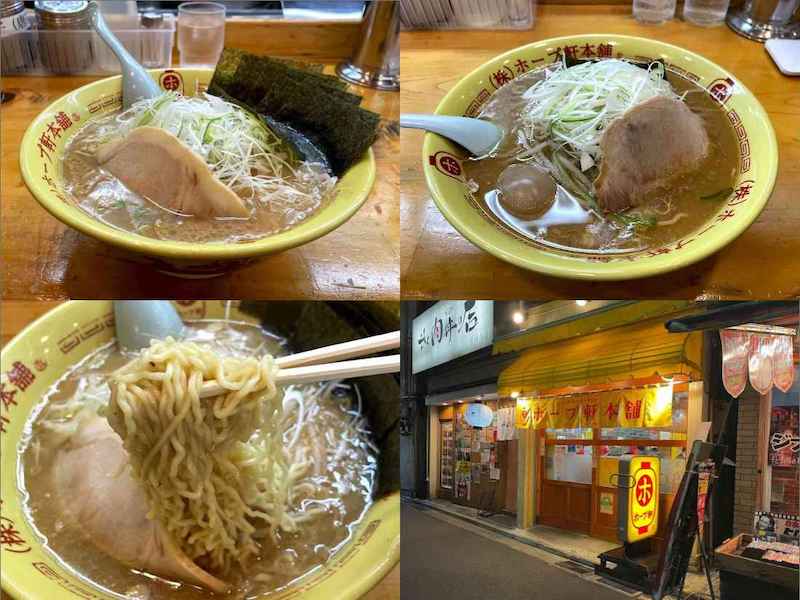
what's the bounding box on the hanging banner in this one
[581,394,601,429]
[721,329,796,397]
[514,386,673,431]
[562,396,581,429]
[644,385,674,428]
[721,329,750,398]
[749,334,775,395]
[600,394,622,428]
[773,334,796,393]
[769,406,799,466]
[532,399,549,429]
[547,398,563,429]
[619,390,647,428]
[515,398,532,429]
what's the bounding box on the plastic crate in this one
[400,0,536,30]
[1,12,175,76]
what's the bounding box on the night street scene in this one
[400,301,799,600]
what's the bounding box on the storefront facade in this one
[406,300,799,551]
[726,318,799,540]
[496,305,705,544]
[401,300,521,512]
[429,396,519,515]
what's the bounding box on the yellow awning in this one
[497,317,702,397]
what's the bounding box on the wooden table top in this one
[400,5,800,300]
[1,69,398,301]
[0,300,399,599]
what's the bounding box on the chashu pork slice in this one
[96,126,249,219]
[53,415,229,593]
[594,96,710,213]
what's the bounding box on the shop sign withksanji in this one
[411,300,494,374]
[514,386,672,430]
[618,456,660,543]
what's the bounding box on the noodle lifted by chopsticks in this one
[106,338,293,575]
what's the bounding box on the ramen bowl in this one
[0,301,399,600]
[19,69,376,277]
[422,35,778,280]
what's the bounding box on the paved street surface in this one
[401,502,632,600]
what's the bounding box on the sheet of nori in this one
[224,54,361,106]
[208,49,379,175]
[210,47,326,90]
[210,49,357,105]
[252,75,379,175]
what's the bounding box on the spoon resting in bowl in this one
[403,116,591,230]
[87,1,161,109]
[400,113,503,157]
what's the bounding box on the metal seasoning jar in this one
[1,0,36,74]
[35,0,93,74]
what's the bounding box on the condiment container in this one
[35,0,94,74]
[1,0,36,73]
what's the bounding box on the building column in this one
[516,427,536,529]
[400,301,429,499]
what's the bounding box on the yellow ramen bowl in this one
[0,301,399,600]
[19,69,376,276]
[422,35,778,280]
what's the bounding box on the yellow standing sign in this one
[618,455,660,543]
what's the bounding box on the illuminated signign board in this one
[617,455,660,543]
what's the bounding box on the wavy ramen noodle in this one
[19,321,377,599]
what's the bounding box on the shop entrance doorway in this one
[533,379,696,543]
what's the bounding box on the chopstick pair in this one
[198,331,400,397]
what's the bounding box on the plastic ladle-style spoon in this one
[87,1,161,110]
[400,114,502,157]
[114,301,184,352]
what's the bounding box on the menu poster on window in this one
[441,421,454,489]
[481,449,490,464]
[471,465,481,483]
[494,407,508,441]
[600,492,614,515]
[471,433,481,453]
[753,512,800,542]
[769,406,799,466]
[490,467,500,480]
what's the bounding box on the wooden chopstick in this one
[199,355,399,397]
[274,331,400,369]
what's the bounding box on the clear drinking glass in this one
[177,1,225,67]
[632,0,677,23]
[682,0,731,26]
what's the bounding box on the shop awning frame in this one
[498,318,702,397]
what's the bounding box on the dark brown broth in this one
[18,321,376,599]
[463,65,739,253]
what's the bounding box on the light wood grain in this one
[224,19,360,61]
[400,5,800,300]
[1,301,61,347]
[1,26,399,301]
